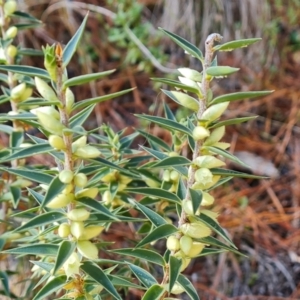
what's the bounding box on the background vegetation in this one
[1,0,300,299]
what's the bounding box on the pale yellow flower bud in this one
[5,26,17,39]
[6,44,17,58]
[78,225,105,240]
[77,240,98,259]
[70,221,84,240]
[71,136,87,152]
[4,1,17,16]
[65,88,74,115]
[74,145,101,159]
[11,83,26,101]
[179,235,193,255]
[49,135,65,150]
[180,221,211,239]
[166,235,180,252]
[19,87,33,102]
[36,111,65,135]
[75,187,98,199]
[67,208,90,222]
[58,223,71,238]
[187,242,205,258]
[73,173,88,187]
[102,190,112,204]
[192,126,210,140]
[34,77,59,102]
[46,193,74,209]
[59,170,74,184]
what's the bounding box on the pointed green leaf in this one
[10,131,23,148]
[210,168,267,179]
[209,116,257,129]
[169,256,182,293]
[15,212,66,232]
[177,274,199,300]
[199,236,246,257]
[12,11,42,22]
[196,247,227,257]
[0,65,50,79]
[140,146,188,177]
[15,23,42,30]
[53,241,76,275]
[137,224,178,248]
[162,90,199,111]
[0,124,13,134]
[73,88,134,110]
[134,201,167,227]
[41,176,66,208]
[63,13,88,67]
[27,188,44,205]
[9,186,21,209]
[210,91,273,105]
[137,129,171,151]
[206,66,239,77]
[163,101,176,121]
[205,146,249,168]
[0,271,9,296]
[76,197,119,220]
[0,73,8,83]
[32,275,67,300]
[152,156,191,168]
[189,189,202,213]
[110,248,165,266]
[109,275,144,289]
[206,176,233,192]
[129,263,157,288]
[63,70,115,88]
[81,261,122,300]
[126,187,181,204]
[195,214,236,248]
[1,168,53,184]
[136,114,192,136]
[214,38,262,52]
[159,28,203,60]
[3,244,59,256]
[1,143,52,162]
[18,48,44,56]
[152,78,199,94]
[69,104,95,127]
[92,157,137,178]
[142,284,165,300]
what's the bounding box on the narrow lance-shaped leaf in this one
[63,69,115,88]
[209,116,257,129]
[142,284,165,300]
[213,38,262,51]
[110,248,165,266]
[2,167,53,185]
[2,244,59,256]
[189,189,202,214]
[126,187,181,204]
[133,200,167,227]
[151,156,191,168]
[136,114,192,137]
[0,65,50,79]
[15,212,66,232]
[69,104,95,127]
[210,90,273,105]
[205,146,249,168]
[129,263,157,288]
[32,275,67,300]
[52,241,76,275]
[81,261,122,300]
[168,256,182,293]
[137,224,178,248]
[152,77,199,94]
[159,28,203,60]
[177,274,200,300]
[137,129,171,151]
[210,168,267,179]
[62,13,89,67]
[41,176,66,208]
[73,88,135,110]
[1,143,52,162]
